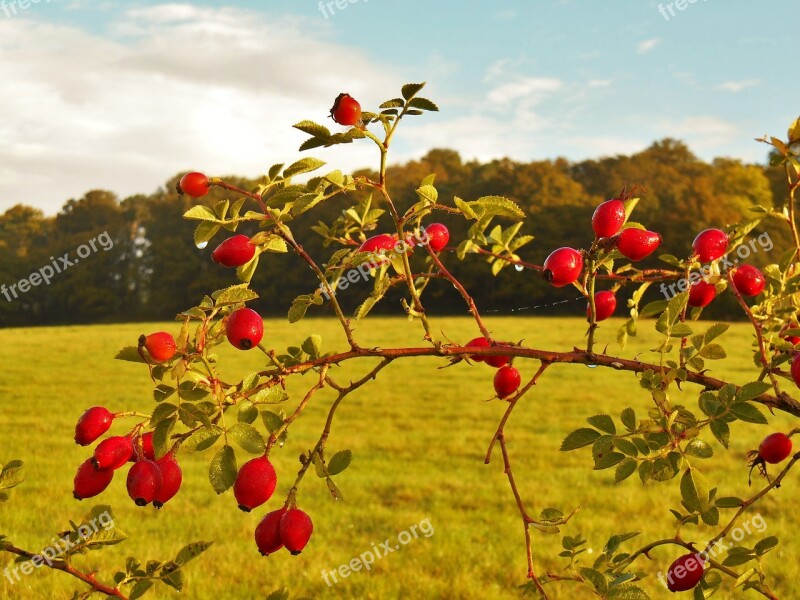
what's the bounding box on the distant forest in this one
[0,139,788,327]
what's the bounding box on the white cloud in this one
[636,38,660,54]
[717,80,760,93]
[0,5,398,213]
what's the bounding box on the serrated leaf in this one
[153,416,177,460]
[209,445,237,494]
[194,221,220,247]
[680,468,710,512]
[615,458,637,483]
[185,426,223,452]
[175,541,213,566]
[408,97,439,111]
[129,580,153,600]
[588,414,616,434]
[261,410,284,434]
[183,205,218,222]
[579,567,608,594]
[301,334,322,360]
[0,460,25,490]
[685,439,714,459]
[729,402,768,424]
[735,382,771,403]
[227,423,265,454]
[620,407,637,431]
[327,450,352,476]
[698,343,726,360]
[401,82,426,100]
[715,496,743,508]
[150,403,178,427]
[595,452,625,470]
[293,120,332,138]
[214,284,259,306]
[560,428,601,451]
[710,420,730,448]
[607,586,649,600]
[283,157,326,178]
[754,536,779,555]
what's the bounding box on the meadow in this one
[0,316,798,599]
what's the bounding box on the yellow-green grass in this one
[0,317,798,600]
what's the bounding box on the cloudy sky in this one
[0,0,797,214]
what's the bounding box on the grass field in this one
[1,316,798,599]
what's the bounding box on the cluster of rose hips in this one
[73,410,182,508]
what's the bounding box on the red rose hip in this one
[666,553,705,592]
[127,460,163,507]
[154,454,183,508]
[212,235,256,268]
[233,456,277,512]
[688,280,716,308]
[494,366,521,398]
[758,433,793,464]
[330,93,361,126]
[255,508,287,556]
[73,459,114,500]
[587,291,616,321]
[692,229,728,263]
[92,436,134,471]
[591,199,626,238]
[75,407,114,446]
[616,229,661,261]
[178,172,210,198]
[465,336,490,362]
[280,508,313,555]
[732,265,765,297]
[543,247,583,287]
[425,223,450,252]
[226,308,264,350]
[141,332,177,363]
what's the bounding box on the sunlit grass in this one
[0,317,797,599]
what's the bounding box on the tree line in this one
[0,139,786,327]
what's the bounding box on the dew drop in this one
[586,364,598,369]
[514,264,524,272]
[196,240,209,249]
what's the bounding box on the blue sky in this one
[0,0,797,213]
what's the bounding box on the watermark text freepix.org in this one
[659,232,773,300]
[3,510,115,584]
[319,227,430,299]
[318,0,367,19]
[321,518,434,586]
[657,0,709,21]
[656,513,767,590]
[1,231,114,302]
[1,0,52,19]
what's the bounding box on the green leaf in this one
[613,438,639,457]
[227,423,265,454]
[0,460,25,491]
[578,568,608,594]
[301,334,323,360]
[237,401,259,424]
[185,426,223,452]
[615,458,637,483]
[327,450,352,476]
[408,97,439,111]
[560,428,601,451]
[214,284,259,306]
[729,402,769,424]
[289,295,314,323]
[261,410,284,434]
[473,196,525,219]
[620,407,637,431]
[175,540,214,566]
[735,382,771,403]
[680,468,710,512]
[209,445,237,494]
[594,452,625,470]
[704,322,730,343]
[697,343,726,360]
[194,221,220,247]
[401,82,426,100]
[685,439,714,459]
[715,496,743,508]
[293,120,332,138]
[183,205,218,222]
[150,403,178,427]
[153,416,177,460]
[710,419,730,448]
[265,589,291,600]
[587,414,616,434]
[128,580,154,600]
[153,384,175,402]
[754,536,779,555]
[606,586,649,600]
[283,157,326,178]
